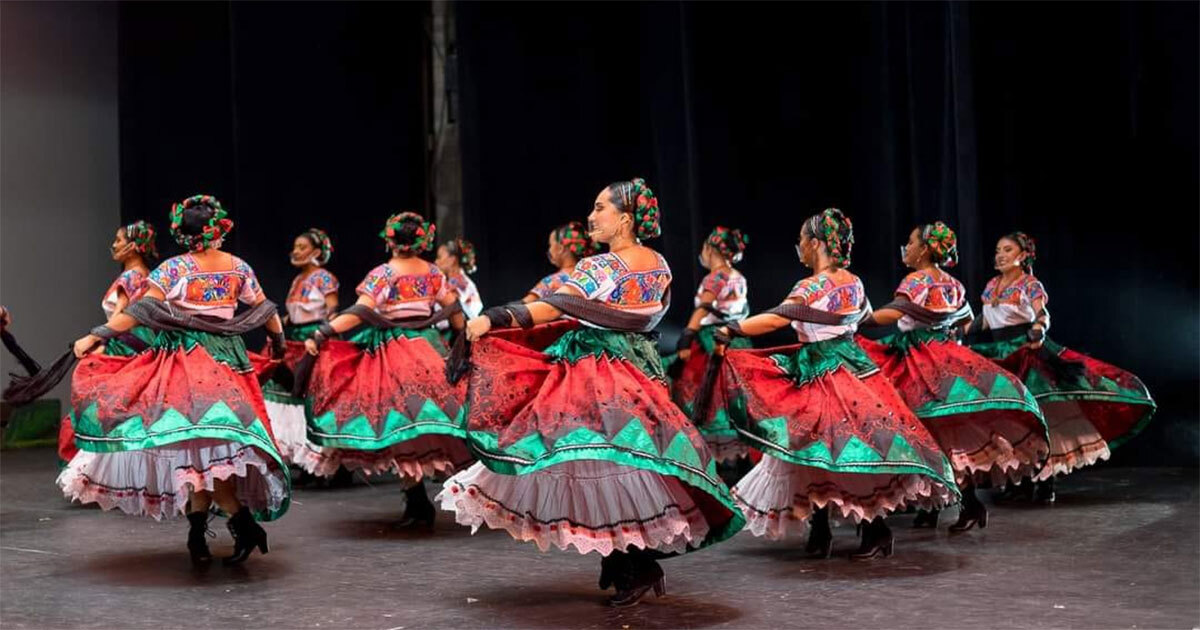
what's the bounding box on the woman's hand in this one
[73,334,102,359]
[304,338,320,356]
[677,348,692,361]
[466,315,492,342]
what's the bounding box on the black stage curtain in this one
[118,1,430,313]
[456,2,1198,465]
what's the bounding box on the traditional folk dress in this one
[857,269,1049,485]
[259,268,339,464]
[436,271,483,343]
[58,253,290,521]
[698,269,958,539]
[966,273,1155,479]
[438,251,744,555]
[57,269,154,465]
[299,261,472,482]
[527,269,572,300]
[670,268,753,463]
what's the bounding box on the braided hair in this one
[380,212,436,254]
[123,220,158,260]
[555,221,598,259]
[606,177,661,240]
[801,208,854,268]
[706,226,749,263]
[300,228,334,266]
[169,195,232,252]
[445,238,477,275]
[919,221,958,268]
[1004,231,1037,272]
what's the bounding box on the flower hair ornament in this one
[169,195,232,252]
[380,212,437,254]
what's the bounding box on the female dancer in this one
[260,228,338,466]
[670,226,752,463]
[522,221,596,302]
[858,222,1048,531]
[438,178,743,607]
[301,212,471,528]
[58,220,158,466]
[702,208,957,559]
[60,195,290,565]
[967,232,1155,502]
[436,238,483,337]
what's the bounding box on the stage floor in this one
[1,448,1196,629]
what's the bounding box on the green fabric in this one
[469,419,746,552]
[307,399,468,450]
[874,327,954,355]
[347,325,447,357]
[543,327,666,381]
[769,335,879,386]
[105,326,157,357]
[284,322,322,342]
[152,329,254,373]
[696,324,753,355]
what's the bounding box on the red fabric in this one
[670,341,710,410]
[993,345,1151,443]
[307,335,466,431]
[72,347,274,442]
[58,415,78,463]
[716,344,946,467]
[468,331,705,454]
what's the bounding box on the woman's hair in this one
[169,194,232,252]
[1004,231,1037,272]
[706,226,749,263]
[123,220,158,260]
[554,221,598,259]
[605,177,661,240]
[300,228,333,266]
[379,212,436,254]
[801,208,854,267]
[444,238,477,274]
[918,221,958,268]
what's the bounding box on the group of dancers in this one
[2,178,1156,607]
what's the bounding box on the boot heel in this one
[653,577,666,597]
[883,539,894,558]
[258,538,269,554]
[979,507,989,529]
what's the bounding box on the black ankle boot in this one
[805,507,833,558]
[607,550,666,607]
[950,486,989,533]
[850,518,894,560]
[1034,477,1056,504]
[912,509,940,528]
[187,511,213,565]
[224,506,269,565]
[395,482,436,530]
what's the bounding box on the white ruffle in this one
[704,436,749,466]
[297,434,472,483]
[57,439,288,521]
[1034,406,1111,480]
[733,455,956,539]
[437,461,711,556]
[263,399,322,465]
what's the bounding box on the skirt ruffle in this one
[733,455,952,537]
[438,461,711,556]
[858,333,1049,484]
[297,434,474,483]
[57,438,288,520]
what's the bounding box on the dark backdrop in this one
[118,0,429,311]
[455,2,1198,466]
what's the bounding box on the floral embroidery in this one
[566,252,671,308]
[288,269,339,304]
[356,263,445,307]
[530,270,571,299]
[147,254,262,307]
[789,273,863,314]
[896,270,964,311]
[981,274,1048,307]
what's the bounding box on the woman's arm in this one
[72,285,166,358]
[304,295,373,355]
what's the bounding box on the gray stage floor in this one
[1,447,1196,629]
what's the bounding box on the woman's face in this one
[547,230,564,265]
[587,187,630,245]
[111,228,132,262]
[291,235,317,267]
[435,245,457,273]
[797,231,818,269]
[994,237,1025,271]
[902,227,926,269]
[699,243,717,270]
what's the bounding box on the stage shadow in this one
[322,516,502,541]
[731,543,967,580]
[460,581,743,629]
[74,548,292,587]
